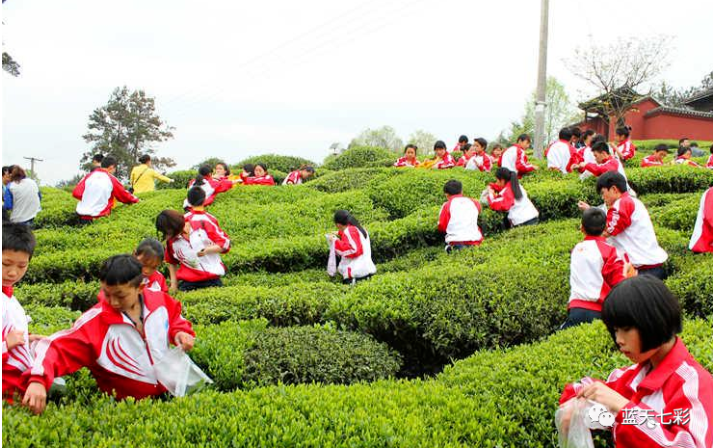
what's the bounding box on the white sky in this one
[1,0,712,184]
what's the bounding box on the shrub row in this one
[234,154,317,174]
[4,318,710,448]
[322,146,397,171]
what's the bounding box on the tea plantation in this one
[3,149,713,447]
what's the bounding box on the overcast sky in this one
[1,0,712,184]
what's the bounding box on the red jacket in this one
[706,155,713,169]
[617,139,637,160]
[393,157,419,168]
[244,175,276,186]
[580,156,620,177]
[143,271,168,293]
[689,187,713,253]
[434,153,456,169]
[560,337,712,448]
[72,169,138,219]
[26,289,195,400]
[283,170,303,184]
[568,236,627,312]
[641,155,664,168]
[166,212,231,283]
[499,145,536,178]
[186,177,233,206]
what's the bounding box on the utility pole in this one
[23,156,44,180]
[533,0,549,159]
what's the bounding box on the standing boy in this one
[499,134,538,178]
[578,172,668,279]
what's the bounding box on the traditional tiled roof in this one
[683,89,713,106]
[644,106,713,119]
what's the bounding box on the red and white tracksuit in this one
[487,182,539,226]
[547,139,581,174]
[143,271,168,293]
[282,170,304,184]
[641,154,665,168]
[456,153,473,167]
[568,236,628,313]
[464,153,493,172]
[27,290,195,400]
[72,169,138,219]
[499,145,536,178]
[560,337,712,448]
[165,214,231,283]
[689,187,713,254]
[2,286,33,398]
[706,155,713,169]
[433,153,456,169]
[393,157,419,168]
[244,175,276,186]
[334,225,377,280]
[606,192,668,269]
[438,195,483,246]
[579,155,625,178]
[616,139,636,160]
[676,157,701,168]
[183,177,233,208]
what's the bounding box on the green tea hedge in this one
[322,146,396,171]
[4,318,709,448]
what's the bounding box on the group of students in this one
[2,165,42,226]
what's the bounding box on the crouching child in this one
[22,255,196,414]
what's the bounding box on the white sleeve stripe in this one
[30,307,102,376]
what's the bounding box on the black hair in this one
[194,165,213,187]
[101,156,118,169]
[570,127,582,139]
[139,154,151,164]
[677,146,691,158]
[92,154,104,164]
[434,140,447,150]
[517,134,531,144]
[215,162,231,176]
[404,144,418,153]
[462,143,472,152]
[558,127,573,141]
[458,135,469,143]
[334,210,367,238]
[300,165,315,173]
[2,166,11,176]
[155,210,186,241]
[443,180,462,195]
[591,141,611,154]
[678,137,689,145]
[653,144,670,154]
[595,171,627,195]
[98,254,144,288]
[615,126,631,137]
[2,223,36,258]
[255,163,268,173]
[591,134,607,145]
[583,129,596,142]
[135,238,164,262]
[243,164,255,176]
[581,207,606,236]
[187,187,207,207]
[602,276,682,352]
[495,167,522,200]
[490,143,503,153]
[473,137,488,150]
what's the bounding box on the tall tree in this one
[508,77,579,144]
[654,72,713,106]
[81,86,175,179]
[406,130,437,155]
[348,125,403,152]
[566,36,672,125]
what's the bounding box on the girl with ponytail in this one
[486,168,539,229]
[327,210,377,284]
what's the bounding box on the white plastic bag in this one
[555,398,597,448]
[326,235,337,277]
[153,347,213,397]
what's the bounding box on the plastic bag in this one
[326,235,337,277]
[556,398,613,448]
[153,347,213,397]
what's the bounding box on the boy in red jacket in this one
[640,144,670,167]
[560,208,630,329]
[438,180,483,252]
[2,224,43,401]
[22,255,195,414]
[73,156,139,221]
